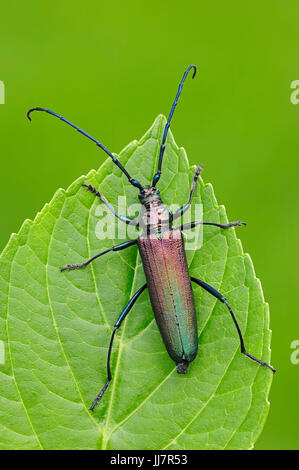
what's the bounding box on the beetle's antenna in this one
[152,65,197,187]
[27,107,143,191]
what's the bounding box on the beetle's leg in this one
[89,283,147,411]
[60,239,137,271]
[180,220,246,230]
[190,277,276,373]
[82,183,139,226]
[172,165,203,220]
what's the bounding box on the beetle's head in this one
[138,185,161,204]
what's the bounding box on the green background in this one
[0,0,298,450]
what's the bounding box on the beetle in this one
[27,65,275,411]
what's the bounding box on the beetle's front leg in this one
[60,239,137,271]
[172,165,203,220]
[180,220,246,231]
[83,183,139,226]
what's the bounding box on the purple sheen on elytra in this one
[138,229,198,369]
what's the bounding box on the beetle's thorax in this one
[138,186,172,236]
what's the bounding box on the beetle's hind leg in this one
[190,277,276,373]
[89,283,147,411]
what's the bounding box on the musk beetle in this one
[27,65,275,411]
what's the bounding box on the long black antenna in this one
[27,107,143,190]
[152,65,197,187]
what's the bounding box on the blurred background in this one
[0,0,298,449]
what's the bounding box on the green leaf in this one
[0,115,273,450]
